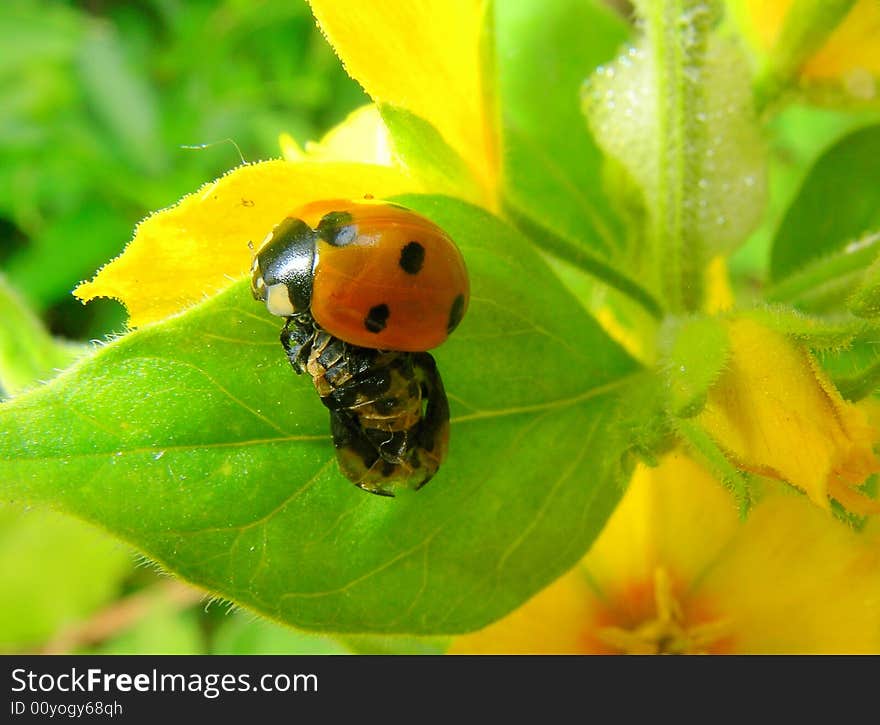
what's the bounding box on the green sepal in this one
[744,305,869,351]
[848,246,880,318]
[658,315,730,418]
[833,358,880,402]
[675,417,754,519]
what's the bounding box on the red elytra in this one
[295,199,469,352]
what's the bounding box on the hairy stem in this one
[640,0,718,312]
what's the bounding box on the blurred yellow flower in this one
[698,317,880,513]
[452,451,880,654]
[738,0,880,94]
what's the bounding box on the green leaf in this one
[730,105,880,287]
[491,0,664,320]
[766,230,880,312]
[211,612,446,654]
[659,315,729,417]
[0,273,81,398]
[340,633,447,655]
[584,0,766,311]
[0,196,641,634]
[379,105,483,202]
[770,125,880,282]
[496,0,629,258]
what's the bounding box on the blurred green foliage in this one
[0,0,366,654]
[0,0,366,341]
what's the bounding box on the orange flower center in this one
[592,568,731,655]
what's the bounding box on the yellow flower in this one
[75,0,496,328]
[698,317,880,514]
[307,0,497,197]
[735,0,880,95]
[452,451,880,654]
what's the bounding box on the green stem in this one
[641,0,717,313]
[505,203,664,320]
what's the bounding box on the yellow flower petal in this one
[74,160,419,327]
[308,0,497,197]
[448,568,605,654]
[704,256,734,313]
[698,317,880,510]
[453,450,880,654]
[702,488,880,653]
[584,452,740,600]
[282,105,393,166]
[452,452,740,654]
[743,0,880,79]
[803,0,880,78]
[594,307,646,363]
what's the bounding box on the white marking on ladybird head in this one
[265,283,295,317]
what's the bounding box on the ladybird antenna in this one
[180,138,247,165]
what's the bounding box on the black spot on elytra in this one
[447,294,465,334]
[317,211,357,246]
[364,303,390,333]
[399,241,425,275]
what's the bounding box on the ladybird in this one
[250,199,469,496]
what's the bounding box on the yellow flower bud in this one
[698,317,880,513]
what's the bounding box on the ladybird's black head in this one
[251,217,317,317]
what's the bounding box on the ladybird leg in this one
[279,316,315,374]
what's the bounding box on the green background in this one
[0,0,377,654]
